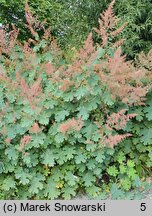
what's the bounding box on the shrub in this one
[1,0,151,60]
[0,1,151,199]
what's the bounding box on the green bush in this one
[0,1,151,199]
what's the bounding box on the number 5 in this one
[140,203,146,211]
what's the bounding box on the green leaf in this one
[22,153,31,166]
[65,171,78,186]
[5,146,18,161]
[133,107,144,121]
[85,97,99,111]
[148,151,152,161]
[86,185,101,198]
[87,159,96,170]
[44,177,60,199]
[0,162,5,173]
[127,160,135,168]
[133,176,141,188]
[55,133,65,143]
[44,99,58,109]
[77,106,89,120]
[119,164,126,174]
[29,174,45,194]
[102,92,114,106]
[117,152,125,164]
[82,123,98,139]
[110,183,125,199]
[56,151,68,165]
[75,86,89,100]
[51,167,64,181]
[97,47,105,58]
[127,168,136,179]
[5,126,17,139]
[38,111,50,125]
[15,167,31,185]
[107,166,118,177]
[4,163,15,173]
[6,93,16,103]
[22,104,36,115]
[20,118,34,128]
[140,128,152,145]
[144,106,152,121]
[93,167,102,176]
[87,74,100,88]
[16,124,27,135]
[94,151,105,163]
[86,144,97,152]
[0,91,4,109]
[2,177,16,191]
[41,150,55,167]
[63,146,76,160]
[30,133,46,147]
[5,112,16,123]
[76,163,86,172]
[63,92,74,102]
[82,172,96,187]
[75,153,87,164]
[55,110,69,122]
[121,178,131,191]
[62,184,76,199]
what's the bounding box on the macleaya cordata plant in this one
[0,0,151,199]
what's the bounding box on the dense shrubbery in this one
[0,0,151,59]
[0,1,151,199]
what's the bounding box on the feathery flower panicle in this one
[94,20,108,48]
[76,33,95,60]
[9,24,20,48]
[106,109,137,131]
[18,135,32,151]
[0,25,19,55]
[19,77,43,109]
[125,85,150,105]
[135,49,152,82]
[100,0,116,29]
[0,28,6,54]
[30,77,42,97]
[25,3,38,38]
[95,46,148,105]
[59,117,83,134]
[23,41,33,54]
[110,22,127,37]
[42,26,52,41]
[93,0,126,48]
[59,78,74,91]
[0,102,10,122]
[45,62,55,75]
[20,78,29,95]
[5,137,11,144]
[25,3,48,39]
[138,49,152,72]
[47,33,95,91]
[107,47,128,74]
[95,109,135,148]
[92,1,147,106]
[61,33,96,79]
[113,38,125,48]
[29,122,41,134]
[25,3,35,26]
[104,133,132,148]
